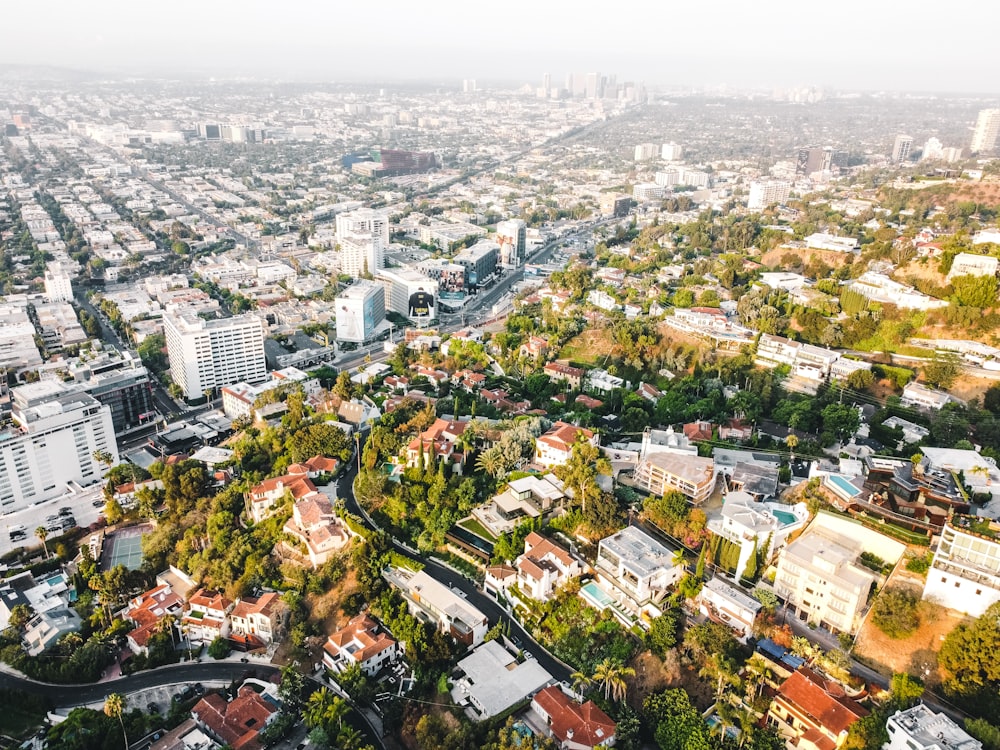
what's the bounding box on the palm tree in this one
[35,527,49,559]
[592,659,636,702]
[336,725,364,750]
[305,689,349,734]
[700,653,740,705]
[476,447,505,479]
[569,670,591,696]
[104,693,127,750]
[785,433,799,464]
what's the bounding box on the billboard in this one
[408,288,435,320]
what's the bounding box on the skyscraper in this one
[971,108,1000,153]
[164,313,266,400]
[891,134,914,163]
[496,219,527,267]
[336,208,389,277]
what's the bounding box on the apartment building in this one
[0,389,117,513]
[773,527,877,634]
[706,492,808,579]
[922,516,1000,616]
[697,576,762,643]
[633,452,716,503]
[164,312,266,400]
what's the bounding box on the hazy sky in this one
[4,0,998,93]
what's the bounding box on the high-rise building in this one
[43,262,73,303]
[661,142,683,161]
[164,313,266,400]
[585,73,601,99]
[747,180,791,211]
[971,108,1000,153]
[462,79,477,93]
[453,241,500,288]
[634,143,658,162]
[0,388,117,513]
[495,219,527,267]
[374,268,437,325]
[796,146,835,175]
[921,137,944,161]
[891,134,914,163]
[335,281,386,343]
[336,208,389,277]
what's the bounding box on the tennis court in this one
[100,525,149,571]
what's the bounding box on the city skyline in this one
[2,0,999,94]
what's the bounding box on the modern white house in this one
[451,639,553,720]
[706,492,809,579]
[885,704,981,750]
[594,526,683,620]
[697,577,762,643]
[384,568,489,647]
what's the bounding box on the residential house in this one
[406,417,469,470]
[322,614,401,677]
[697,576,762,643]
[901,382,954,411]
[285,455,339,480]
[683,420,714,442]
[384,568,489,647]
[707,492,808,579]
[728,462,780,500]
[0,571,81,657]
[885,704,981,750]
[535,421,597,469]
[860,455,970,530]
[719,418,754,442]
[229,593,287,650]
[575,394,604,410]
[881,416,930,447]
[530,686,616,750]
[283,494,353,568]
[637,382,663,403]
[633,452,716,503]
[246,473,321,523]
[124,582,186,654]
[450,639,554,719]
[544,363,585,391]
[192,685,278,750]
[767,667,868,750]
[922,516,1000,617]
[640,426,698,458]
[515,532,583,602]
[473,474,568,536]
[594,526,683,620]
[586,368,624,394]
[183,588,232,645]
[520,336,550,360]
[773,527,878,635]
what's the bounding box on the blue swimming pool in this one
[580,581,614,608]
[772,509,798,526]
[827,474,861,498]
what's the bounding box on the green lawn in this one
[457,517,498,541]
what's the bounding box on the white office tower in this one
[496,219,527,267]
[164,312,266,400]
[336,208,389,277]
[892,134,914,163]
[1,388,117,512]
[43,262,74,303]
[747,180,791,211]
[971,108,1000,153]
[335,280,386,343]
[661,142,683,161]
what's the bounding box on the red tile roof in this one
[193,686,276,750]
[533,686,616,749]
[776,667,868,739]
[324,614,397,664]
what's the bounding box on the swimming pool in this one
[827,474,861,499]
[772,509,799,526]
[580,581,615,609]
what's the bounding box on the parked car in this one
[58,507,73,517]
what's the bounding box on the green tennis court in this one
[101,526,147,571]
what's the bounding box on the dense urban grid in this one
[1,69,1000,750]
